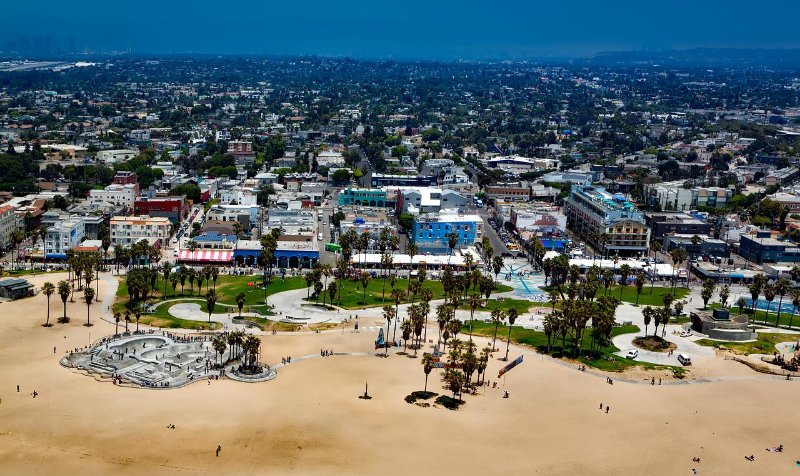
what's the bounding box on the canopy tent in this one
[178,250,233,263]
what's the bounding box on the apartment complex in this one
[110,215,171,247]
[411,212,483,253]
[44,217,85,259]
[645,180,735,211]
[564,185,650,256]
[88,184,137,208]
[0,205,20,252]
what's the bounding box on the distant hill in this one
[583,48,800,69]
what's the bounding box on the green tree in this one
[83,287,95,327]
[42,281,55,327]
[206,289,217,323]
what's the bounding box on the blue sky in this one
[3,0,799,58]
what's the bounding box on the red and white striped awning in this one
[178,250,233,262]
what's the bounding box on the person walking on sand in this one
[216,444,222,457]
[605,405,609,414]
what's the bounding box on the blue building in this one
[411,213,483,253]
[233,239,319,269]
[739,232,800,264]
[338,188,387,207]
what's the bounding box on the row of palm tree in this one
[210,331,262,371]
[41,279,97,328]
[747,274,797,328]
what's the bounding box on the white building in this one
[486,156,559,175]
[220,187,258,206]
[109,215,171,247]
[316,149,345,168]
[96,149,138,164]
[88,184,137,208]
[44,217,85,258]
[0,205,19,251]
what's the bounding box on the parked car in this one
[625,349,639,359]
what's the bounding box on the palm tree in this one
[490,309,505,352]
[212,335,227,366]
[328,281,338,308]
[236,292,246,317]
[763,284,776,325]
[467,293,481,342]
[380,253,393,300]
[162,262,171,298]
[205,289,217,323]
[548,288,559,311]
[83,287,95,327]
[634,271,645,305]
[421,352,434,393]
[401,318,413,352]
[447,232,459,264]
[649,240,662,294]
[406,242,417,281]
[170,274,179,297]
[360,271,371,306]
[382,305,395,356]
[719,284,730,308]
[503,308,518,361]
[669,247,688,292]
[618,264,631,300]
[10,228,24,271]
[790,289,800,329]
[642,306,653,336]
[42,282,55,327]
[134,307,141,333]
[113,311,121,335]
[390,288,405,343]
[57,280,70,323]
[774,278,790,327]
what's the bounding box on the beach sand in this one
[0,272,798,475]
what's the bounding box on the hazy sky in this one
[4,0,799,58]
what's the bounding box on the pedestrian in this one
[600,402,603,409]
[17,385,19,392]
[216,444,222,457]
[53,346,56,354]
[605,405,609,414]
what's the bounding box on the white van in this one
[317,232,323,241]
[677,354,692,366]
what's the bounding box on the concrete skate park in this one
[62,332,276,388]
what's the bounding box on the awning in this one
[178,250,233,262]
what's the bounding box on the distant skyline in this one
[3,0,799,59]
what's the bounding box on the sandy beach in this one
[0,271,798,475]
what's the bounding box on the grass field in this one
[709,304,800,329]
[323,277,513,309]
[695,333,799,355]
[458,297,533,314]
[113,274,306,330]
[541,284,688,307]
[465,320,683,374]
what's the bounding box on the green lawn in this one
[458,297,534,315]
[465,320,683,374]
[695,333,799,355]
[708,304,800,329]
[113,274,306,330]
[324,277,513,309]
